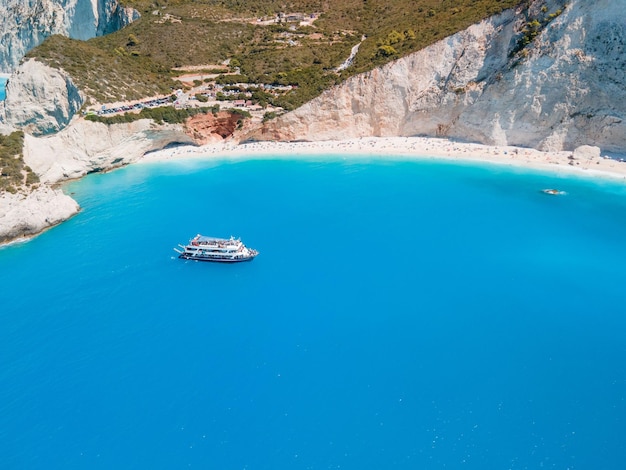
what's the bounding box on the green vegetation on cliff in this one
[26,35,175,104]
[85,105,221,124]
[0,131,38,194]
[27,0,522,109]
[85,105,251,126]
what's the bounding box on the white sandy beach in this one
[138,136,626,181]
[4,135,625,246]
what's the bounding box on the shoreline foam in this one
[138,136,626,181]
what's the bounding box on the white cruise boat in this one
[175,235,258,263]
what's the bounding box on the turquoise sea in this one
[1,157,626,469]
[0,77,7,100]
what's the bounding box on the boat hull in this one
[178,253,257,263]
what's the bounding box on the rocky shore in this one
[0,185,79,244]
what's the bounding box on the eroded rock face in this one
[184,112,244,145]
[453,0,626,152]
[1,59,84,136]
[252,0,626,153]
[23,118,195,183]
[0,0,139,73]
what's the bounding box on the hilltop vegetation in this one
[26,35,174,103]
[27,0,522,109]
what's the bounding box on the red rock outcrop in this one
[184,111,242,145]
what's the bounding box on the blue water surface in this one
[1,157,626,469]
[0,77,7,101]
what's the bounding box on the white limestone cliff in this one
[253,0,626,153]
[1,59,84,136]
[0,186,80,244]
[23,118,195,183]
[0,0,139,73]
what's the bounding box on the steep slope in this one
[1,59,85,136]
[0,0,139,72]
[251,0,626,153]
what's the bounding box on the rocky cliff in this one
[0,0,139,73]
[1,59,85,136]
[251,0,626,153]
[24,118,195,183]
